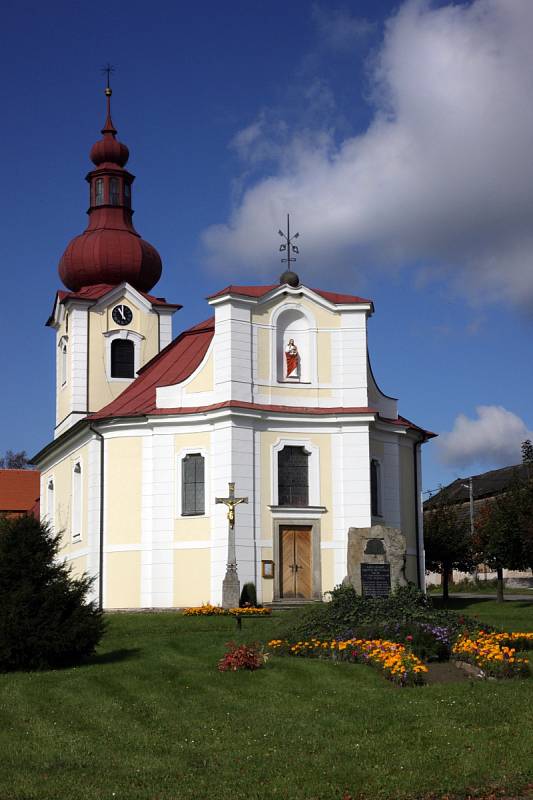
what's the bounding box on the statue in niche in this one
[285,338,299,377]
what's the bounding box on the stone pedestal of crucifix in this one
[216,482,248,609]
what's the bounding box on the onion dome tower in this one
[58,85,162,293]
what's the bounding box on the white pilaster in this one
[86,436,101,603]
[150,432,174,606]
[213,301,252,403]
[141,433,154,606]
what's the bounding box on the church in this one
[33,86,434,609]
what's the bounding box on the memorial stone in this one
[346,524,407,596]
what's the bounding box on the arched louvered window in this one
[370,459,381,517]
[111,339,135,378]
[110,178,120,206]
[182,454,205,516]
[278,446,309,507]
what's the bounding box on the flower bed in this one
[452,631,532,678]
[218,641,267,672]
[183,604,271,617]
[268,637,428,686]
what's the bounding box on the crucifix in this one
[216,482,248,609]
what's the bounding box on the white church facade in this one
[33,88,434,609]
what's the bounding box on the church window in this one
[371,459,382,517]
[111,339,135,378]
[110,178,120,206]
[278,446,309,507]
[124,182,131,207]
[59,337,68,386]
[181,454,205,516]
[95,178,104,206]
[72,462,82,540]
[47,478,55,530]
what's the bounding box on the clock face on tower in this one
[112,304,133,326]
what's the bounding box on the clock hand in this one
[119,306,125,320]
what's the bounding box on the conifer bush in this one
[239,581,258,608]
[0,515,105,671]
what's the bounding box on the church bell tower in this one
[47,82,180,438]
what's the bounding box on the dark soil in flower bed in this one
[424,661,473,685]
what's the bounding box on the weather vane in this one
[101,63,115,93]
[278,214,300,265]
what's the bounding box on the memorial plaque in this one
[360,563,391,597]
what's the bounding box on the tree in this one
[521,439,533,465]
[0,450,30,469]
[424,503,473,602]
[474,476,533,603]
[0,515,105,671]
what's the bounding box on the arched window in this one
[110,178,120,206]
[124,182,131,207]
[72,462,82,540]
[111,339,135,378]
[95,177,104,206]
[278,446,309,506]
[47,478,55,531]
[370,459,381,517]
[181,453,205,516]
[59,336,68,386]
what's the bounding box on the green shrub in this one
[0,515,105,671]
[239,582,258,607]
[281,583,480,646]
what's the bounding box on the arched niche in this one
[272,304,317,384]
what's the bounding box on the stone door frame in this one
[272,517,322,601]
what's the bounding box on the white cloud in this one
[311,4,374,53]
[437,405,533,469]
[202,0,533,308]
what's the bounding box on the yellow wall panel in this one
[174,549,211,607]
[184,351,214,393]
[106,551,141,608]
[106,437,142,545]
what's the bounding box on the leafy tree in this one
[0,515,105,671]
[521,439,533,464]
[424,503,473,602]
[474,476,533,603]
[0,450,29,469]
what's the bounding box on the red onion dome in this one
[59,228,162,293]
[90,132,129,167]
[58,86,163,294]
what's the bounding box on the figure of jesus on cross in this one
[216,482,248,608]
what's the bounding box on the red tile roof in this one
[0,470,40,515]
[56,284,182,309]
[207,284,372,305]
[89,318,215,420]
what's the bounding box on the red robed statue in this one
[285,338,299,377]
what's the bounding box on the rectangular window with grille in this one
[278,446,309,507]
[182,453,205,515]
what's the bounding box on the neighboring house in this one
[423,463,533,587]
[0,469,40,519]
[32,86,434,609]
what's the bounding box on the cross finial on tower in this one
[101,63,115,96]
[278,214,301,287]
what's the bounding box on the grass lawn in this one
[0,600,532,800]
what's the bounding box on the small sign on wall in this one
[262,560,275,579]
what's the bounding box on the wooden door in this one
[280,527,312,598]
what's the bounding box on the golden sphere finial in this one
[105,87,112,97]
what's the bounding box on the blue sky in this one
[1,0,532,495]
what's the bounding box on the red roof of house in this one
[207,284,372,305]
[0,470,40,515]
